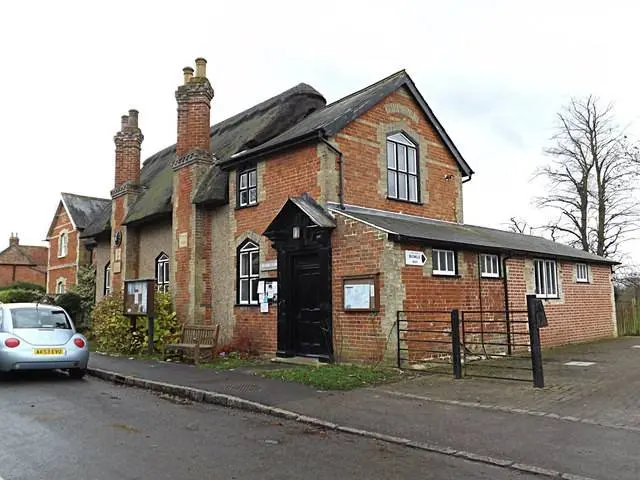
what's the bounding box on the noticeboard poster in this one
[124,279,155,317]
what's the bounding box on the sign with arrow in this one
[405,250,427,266]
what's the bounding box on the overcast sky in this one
[1,1,639,263]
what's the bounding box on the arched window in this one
[156,253,170,292]
[237,240,259,305]
[386,132,419,203]
[55,278,66,294]
[104,262,111,296]
[58,231,69,257]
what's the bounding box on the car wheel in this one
[68,368,87,380]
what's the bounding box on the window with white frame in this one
[58,231,68,257]
[238,167,257,207]
[237,240,260,305]
[480,254,500,278]
[432,249,456,276]
[576,263,589,283]
[104,262,111,296]
[387,132,419,203]
[534,259,558,298]
[156,253,170,292]
[55,279,66,295]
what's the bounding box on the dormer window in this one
[238,167,257,207]
[387,132,419,203]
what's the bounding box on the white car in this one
[0,303,89,378]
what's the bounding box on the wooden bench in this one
[163,324,220,365]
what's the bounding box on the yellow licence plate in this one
[33,348,65,356]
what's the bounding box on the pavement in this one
[1,370,538,480]
[85,337,640,480]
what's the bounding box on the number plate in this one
[33,348,65,356]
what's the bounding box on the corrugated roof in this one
[330,204,617,265]
[224,70,474,178]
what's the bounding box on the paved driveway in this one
[383,336,640,429]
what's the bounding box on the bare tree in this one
[535,95,639,258]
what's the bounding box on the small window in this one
[55,279,65,294]
[238,167,257,207]
[432,249,456,276]
[387,132,419,203]
[237,240,260,305]
[576,263,589,283]
[58,231,68,258]
[480,254,500,278]
[534,259,558,299]
[156,253,170,292]
[104,262,111,296]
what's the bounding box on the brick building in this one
[66,57,615,363]
[0,234,48,289]
[45,193,110,294]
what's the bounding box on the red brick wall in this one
[46,204,78,293]
[335,87,462,221]
[0,265,46,288]
[230,144,322,354]
[331,216,387,363]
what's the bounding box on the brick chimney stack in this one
[171,57,214,324]
[110,109,144,293]
[9,233,18,247]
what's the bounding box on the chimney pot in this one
[128,109,139,128]
[9,233,18,246]
[195,58,207,78]
[183,66,194,84]
[121,115,129,130]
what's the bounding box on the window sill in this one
[576,280,590,284]
[235,202,259,211]
[432,272,459,278]
[480,275,502,280]
[235,303,260,308]
[536,295,560,300]
[387,196,422,206]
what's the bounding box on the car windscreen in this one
[10,308,72,330]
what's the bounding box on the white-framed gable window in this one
[432,249,456,276]
[55,278,66,294]
[576,263,589,283]
[387,132,419,203]
[104,262,111,296]
[58,231,69,258]
[480,254,500,278]
[237,240,260,305]
[534,259,558,299]
[156,253,170,292]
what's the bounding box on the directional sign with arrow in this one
[405,250,427,266]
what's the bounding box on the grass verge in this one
[260,364,403,390]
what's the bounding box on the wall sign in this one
[405,250,427,266]
[178,232,188,248]
[343,274,379,312]
[261,259,278,272]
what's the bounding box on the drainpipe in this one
[319,133,345,210]
[502,253,512,355]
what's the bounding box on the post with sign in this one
[123,279,156,354]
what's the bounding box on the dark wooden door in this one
[291,253,330,357]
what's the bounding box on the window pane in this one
[408,175,418,202]
[549,262,557,295]
[251,251,259,277]
[250,278,259,304]
[534,261,542,294]
[248,170,257,188]
[492,256,499,274]
[408,148,417,174]
[446,251,454,272]
[240,252,249,277]
[388,170,397,198]
[387,142,396,169]
[398,173,408,200]
[249,188,257,204]
[239,173,247,189]
[240,190,248,206]
[432,250,439,270]
[398,145,407,172]
[164,262,169,283]
[240,279,249,303]
[439,251,446,271]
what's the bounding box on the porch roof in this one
[329,203,618,265]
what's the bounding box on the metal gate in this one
[397,295,545,387]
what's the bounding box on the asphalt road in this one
[0,372,538,480]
